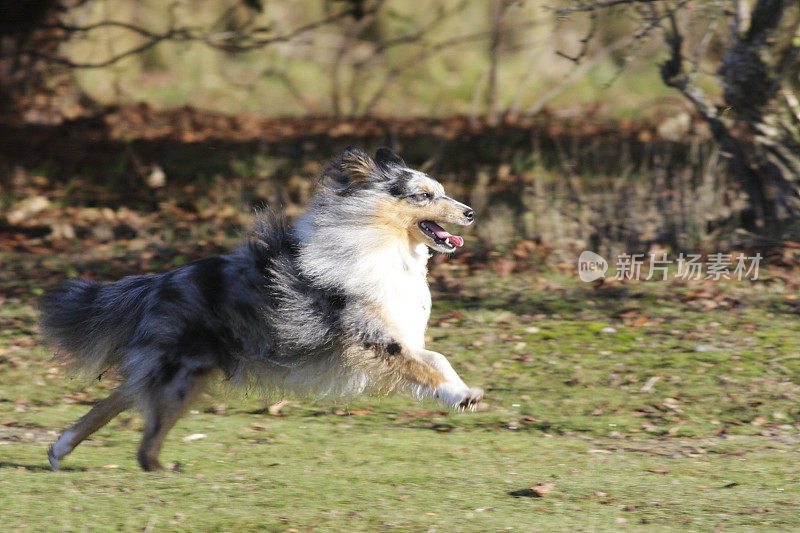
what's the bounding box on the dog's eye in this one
[411,192,432,201]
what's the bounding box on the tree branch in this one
[556,12,596,63]
[358,30,494,115]
[548,0,660,14]
[5,7,363,69]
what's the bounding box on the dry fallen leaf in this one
[268,400,291,416]
[530,482,555,497]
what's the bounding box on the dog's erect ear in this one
[374,147,406,170]
[338,146,378,184]
[324,146,381,189]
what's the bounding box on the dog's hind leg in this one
[49,388,131,470]
[137,369,213,472]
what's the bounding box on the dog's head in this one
[322,146,474,253]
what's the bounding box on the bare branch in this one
[358,30,494,115]
[548,0,660,14]
[366,0,469,58]
[5,7,363,69]
[9,36,170,69]
[212,6,370,52]
[486,0,511,122]
[330,0,387,116]
[552,0,800,225]
[660,12,717,120]
[346,0,469,114]
[555,12,597,63]
[527,34,630,114]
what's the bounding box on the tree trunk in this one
[722,0,800,223]
[0,0,69,121]
[660,0,800,234]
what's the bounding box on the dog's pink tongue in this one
[448,235,464,247]
[429,223,464,247]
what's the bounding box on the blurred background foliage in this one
[1,0,799,259]
[6,0,685,119]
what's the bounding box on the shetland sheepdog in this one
[41,147,483,471]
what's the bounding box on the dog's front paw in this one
[458,387,484,411]
[436,383,484,411]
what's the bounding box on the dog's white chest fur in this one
[378,242,431,349]
[296,221,432,349]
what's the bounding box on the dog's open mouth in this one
[418,221,464,249]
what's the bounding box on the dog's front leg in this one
[347,341,447,396]
[416,349,483,410]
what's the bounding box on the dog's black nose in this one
[464,208,475,222]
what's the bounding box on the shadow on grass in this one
[439,282,648,318]
[0,461,86,472]
[508,488,542,498]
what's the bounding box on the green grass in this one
[2,253,800,531]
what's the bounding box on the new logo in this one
[578,251,608,282]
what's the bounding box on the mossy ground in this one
[2,249,799,531]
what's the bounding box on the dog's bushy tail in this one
[248,208,297,268]
[39,276,152,375]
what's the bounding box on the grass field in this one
[2,247,800,531]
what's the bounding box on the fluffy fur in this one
[41,146,482,471]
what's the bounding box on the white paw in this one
[436,383,484,411]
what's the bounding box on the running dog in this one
[41,146,483,471]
